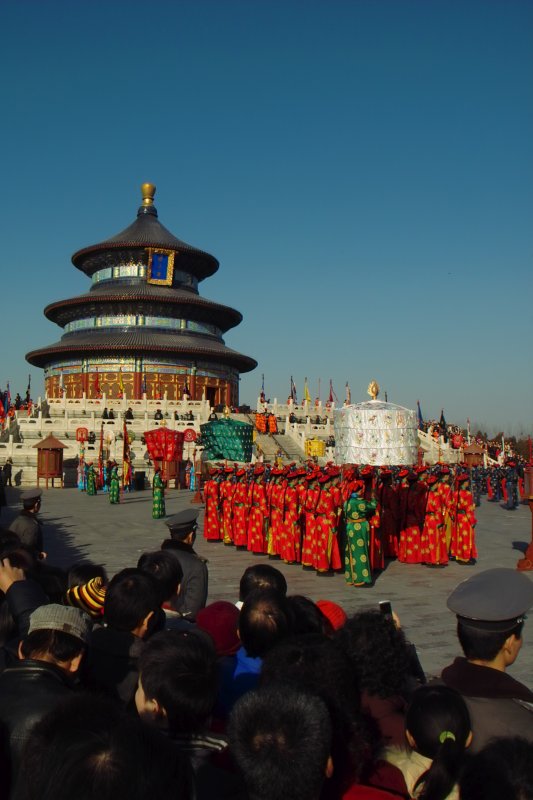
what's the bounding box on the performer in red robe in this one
[247,466,269,553]
[420,474,448,567]
[231,468,249,547]
[280,468,304,562]
[203,467,223,541]
[361,466,384,572]
[398,469,426,564]
[301,472,321,567]
[220,467,236,545]
[377,469,399,558]
[314,471,342,572]
[268,468,286,556]
[436,466,454,553]
[452,473,477,564]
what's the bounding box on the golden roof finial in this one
[141,183,156,207]
[367,380,380,400]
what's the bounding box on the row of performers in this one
[202,462,478,587]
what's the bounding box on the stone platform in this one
[1,486,532,687]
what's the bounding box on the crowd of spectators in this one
[0,503,531,800]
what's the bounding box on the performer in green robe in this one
[109,464,120,505]
[344,482,377,586]
[152,468,166,519]
[86,464,98,496]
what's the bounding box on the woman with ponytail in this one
[384,685,472,800]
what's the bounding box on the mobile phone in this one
[379,600,392,618]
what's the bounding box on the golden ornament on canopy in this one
[367,380,380,400]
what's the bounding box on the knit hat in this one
[196,601,240,656]
[28,604,92,644]
[316,599,347,631]
[65,577,106,618]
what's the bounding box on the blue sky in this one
[1,0,532,435]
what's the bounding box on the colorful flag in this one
[304,377,311,403]
[328,379,338,404]
[417,400,424,429]
[345,382,351,404]
[440,409,448,443]
[118,368,124,399]
[3,382,10,414]
[25,374,31,404]
[290,376,297,403]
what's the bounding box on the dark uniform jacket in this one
[9,511,43,554]
[440,657,533,752]
[161,539,208,620]
[0,660,77,786]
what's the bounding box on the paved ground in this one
[2,485,532,687]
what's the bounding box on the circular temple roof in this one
[71,185,219,280]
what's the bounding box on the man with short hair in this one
[136,630,244,799]
[229,685,333,800]
[237,563,287,609]
[85,568,161,704]
[9,489,44,556]
[440,567,533,751]
[161,509,208,620]
[0,604,92,788]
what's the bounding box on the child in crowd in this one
[384,685,472,800]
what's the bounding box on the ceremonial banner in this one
[334,400,418,466]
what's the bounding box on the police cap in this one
[165,508,199,538]
[21,489,43,505]
[447,568,533,632]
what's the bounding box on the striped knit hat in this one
[65,577,106,618]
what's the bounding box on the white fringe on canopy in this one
[334,400,418,466]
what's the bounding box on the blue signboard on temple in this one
[152,252,169,280]
[147,248,175,285]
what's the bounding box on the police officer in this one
[9,489,45,556]
[440,568,533,751]
[161,509,208,620]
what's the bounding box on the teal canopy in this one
[200,418,254,462]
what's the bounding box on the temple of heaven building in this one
[26,184,257,405]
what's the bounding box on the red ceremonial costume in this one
[420,478,448,565]
[314,476,342,572]
[203,471,222,541]
[268,472,286,556]
[220,470,236,544]
[301,476,321,567]
[247,472,269,553]
[398,474,426,564]
[451,478,478,563]
[231,472,249,547]
[280,474,303,563]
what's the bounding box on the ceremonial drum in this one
[334,400,418,466]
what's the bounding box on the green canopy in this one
[200,418,254,462]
